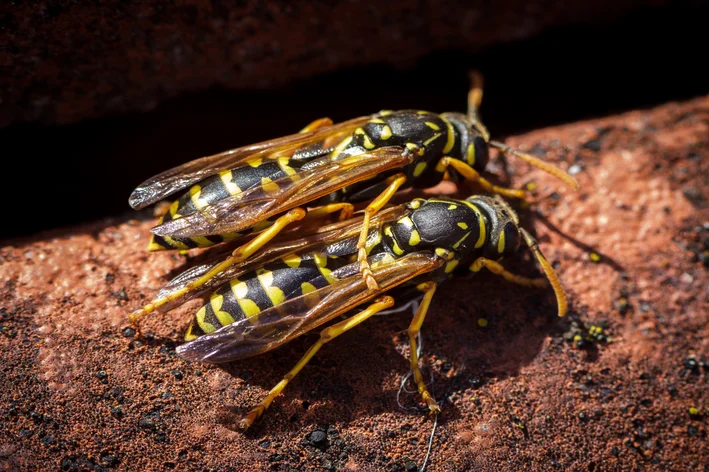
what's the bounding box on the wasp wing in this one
[150,146,412,239]
[175,251,444,364]
[129,116,373,210]
[152,205,412,314]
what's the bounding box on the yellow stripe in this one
[409,230,421,246]
[283,254,301,268]
[260,177,280,194]
[391,240,404,256]
[256,268,286,306]
[445,260,460,273]
[425,121,440,131]
[457,222,468,230]
[230,279,261,318]
[314,254,337,284]
[413,162,427,177]
[189,185,209,210]
[462,201,487,248]
[195,306,217,334]
[331,136,353,159]
[369,118,386,124]
[190,236,216,247]
[397,216,414,228]
[277,157,298,176]
[466,143,476,166]
[448,204,457,210]
[441,117,455,154]
[452,231,471,250]
[380,125,392,140]
[301,282,317,294]
[219,169,242,195]
[497,229,506,253]
[247,158,263,168]
[169,200,180,216]
[210,293,236,327]
[423,133,441,147]
[162,236,189,250]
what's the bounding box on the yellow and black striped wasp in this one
[128,72,577,329]
[154,193,568,430]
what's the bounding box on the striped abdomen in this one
[148,157,299,251]
[184,253,347,340]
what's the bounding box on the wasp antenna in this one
[489,140,580,192]
[519,228,568,318]
[467,70,484,121]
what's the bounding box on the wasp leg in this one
[128,208,307,327]
[304,202,354,222]
[489,141,579,192]
[469,257,547,288]
[240,295,396,430]
[435,157,527,201]
[299,117,334,133]
[519,228,568,318]
[407,282,441,414]
[282,203,355,236]
[356,173,408,291]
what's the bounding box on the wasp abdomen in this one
[148,158,299,251]
[185,253,346,340]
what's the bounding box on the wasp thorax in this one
[383,198,486,259]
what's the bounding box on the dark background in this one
[2,2,708,240]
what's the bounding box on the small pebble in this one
[310,430,327,446]
[568,164,583,175]
[679,273,694,285]
[121,327,136,338]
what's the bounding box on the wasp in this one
[128,72,578,328]
[156,193,569,430]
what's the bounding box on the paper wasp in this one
[150,193,569,430]
[128,72,578,329]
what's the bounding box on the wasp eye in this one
[472,136,490,170]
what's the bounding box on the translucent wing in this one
[152,205,412,314]
[129,115,373,210]
[175,252,444,363]
[150,146,413,239]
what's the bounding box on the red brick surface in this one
[1,96,708,471]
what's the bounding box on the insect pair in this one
[127,72,576,429]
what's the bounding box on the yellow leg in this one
[356,173,408,291]
[299,117,333,133]
[129,208,307,327]
[520,228,568,318]
[304,202,354,222]
[489,140,580,192]
[407,282,441,414]
[436,157,527,201]
[470,257,548,288]
[239,296,395,430]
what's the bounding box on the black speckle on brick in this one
[139,417,157,431]
[582,138,602,152]
[111,406,124,419]
[310,430,327,446]
[171,370,183,381]
[121,327,135,338]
